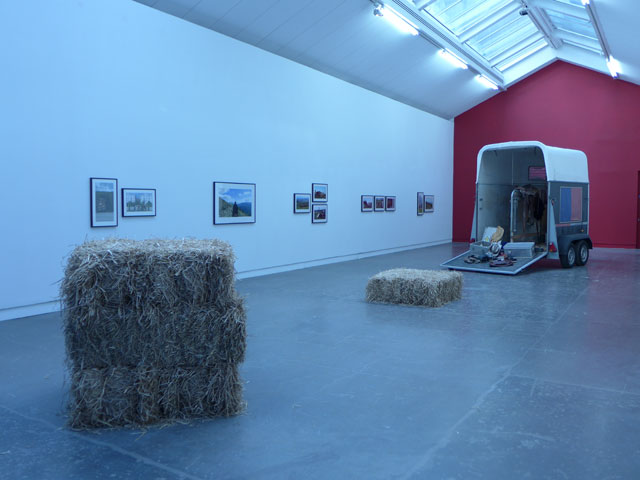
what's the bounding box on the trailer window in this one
[528,166,546,181]
[560,187,582,223]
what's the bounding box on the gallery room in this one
[1,0,639,478]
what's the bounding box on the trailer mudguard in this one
[557,234,592,254]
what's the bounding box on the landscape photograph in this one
[312,183,328,202]
[294,193,311,213]
[214,182,256,224]
[424,195,434,212]
[122,188,156,216]
[312,204,327,223]
[95,188,115,221]
[385,196,396,211]
[361,195,373,211]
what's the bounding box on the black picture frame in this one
[374,196,385,212]
[361,195,374,212]
[213,182,256,225]
[312,183,328,203]
[385,196,396,212]
[312,204,328,223]
[90,177,118,227]
[293,193,311,214]
[121,188,156,217]
[417,192,424,216]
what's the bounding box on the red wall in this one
[453,60,640,248]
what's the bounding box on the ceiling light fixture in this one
[581,0,590,5]
[438,49,468,70]
[475,74,499,90]
[373,3,419,36]
[606,56,620,78]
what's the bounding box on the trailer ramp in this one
[441,250,548,275]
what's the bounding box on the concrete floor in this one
[1,243,640,479]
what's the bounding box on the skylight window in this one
[425,0,510,36]
[467,10,540,61]
[419,0,547,72]
[412,0,605,76]
[545,10,597,40]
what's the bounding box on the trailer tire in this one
[575,240,589,266]
[560,244,576,268]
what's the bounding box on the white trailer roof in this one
[477,141,589,183]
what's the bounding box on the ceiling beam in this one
[521,2,562,49]
[584,1,612,58]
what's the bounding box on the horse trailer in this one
[442,141,592,275]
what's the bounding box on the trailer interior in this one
[443,145,551,274]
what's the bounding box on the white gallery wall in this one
[0,0,454,321]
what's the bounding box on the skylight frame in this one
[561,38,602,54]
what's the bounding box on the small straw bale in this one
[365,268,463,307]
[61,238,247,429]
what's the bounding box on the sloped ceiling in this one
[133,0,639,119]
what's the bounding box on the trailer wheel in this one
[560,244,576,268]
[575,240,589,266]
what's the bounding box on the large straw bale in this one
[61,238,247,429]
[68,364,244,428]
[366,268,463,307]
[62,238,236,311]
[63,299,246,370]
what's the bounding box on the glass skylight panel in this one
[483,23,539,60]
[425,0,506,36]
[495,38,547,71]
[426,0,479,20]
[546,10,597,39]
[448,0,511,34]
[467,10,536,60]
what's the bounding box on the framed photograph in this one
[312,183,328,203]
[385,196,396,212]
[361,195,374,212]
[122,188,156,217]
[213,182,256,225]
[90,178,118,227]
[374,196,385,212]
[293,193,311,214]
[417,192,424,216]
[424,195,434,213]
[312,204,328,223]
